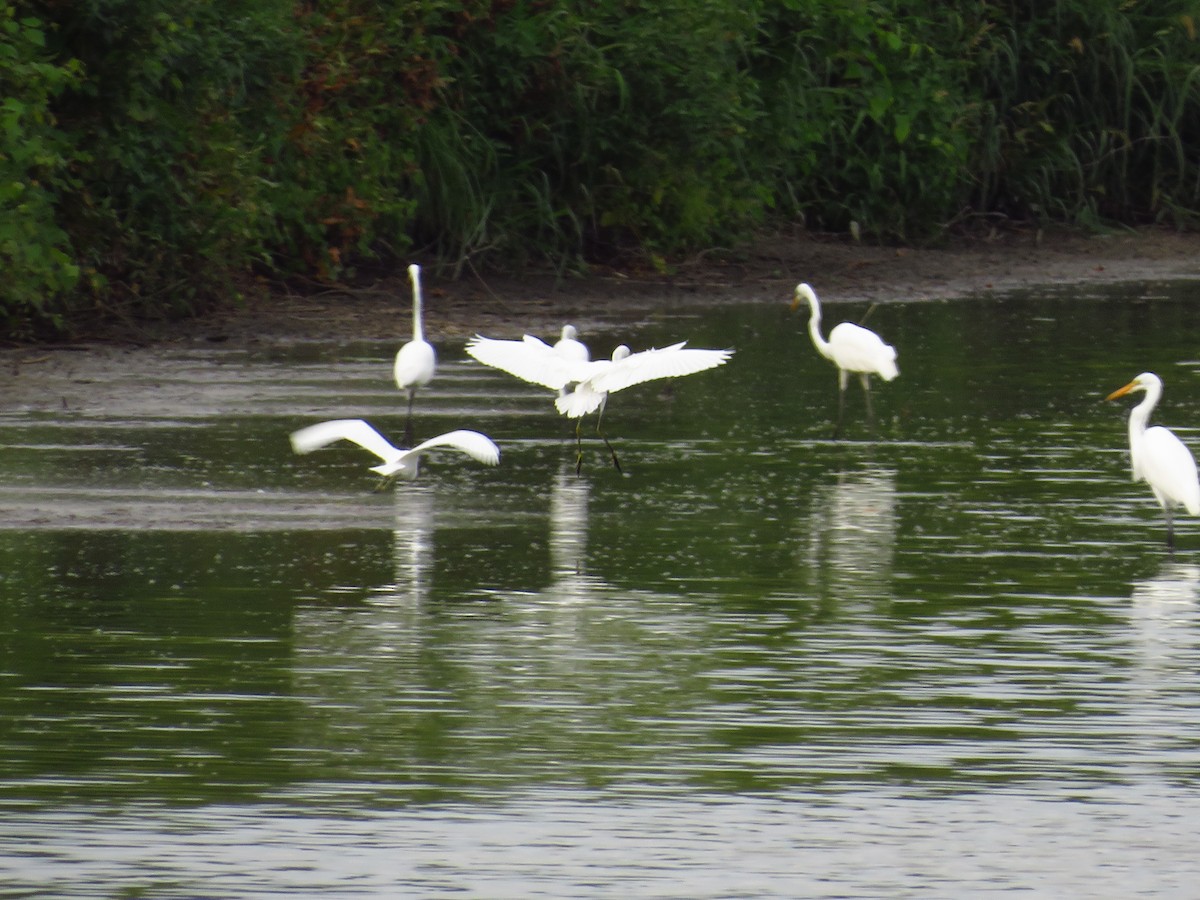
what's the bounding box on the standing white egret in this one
[554,324,590,366]
[1107,372,1200,550]
[394,264,437,446]
[792,282,898,437]
[290,419,499,483]
[469,334,731,472]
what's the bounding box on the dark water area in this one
[4,281,1200,896]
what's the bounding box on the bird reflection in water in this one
[391,482,437,605]
[803,466,897,605]
[1129,562,1200,675]
[545,461,611,603]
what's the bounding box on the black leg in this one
[402,390,416,448]
[833,370,848,440]
[601,434,622,473]
[861,372,875,431]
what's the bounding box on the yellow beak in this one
[789,291,802,312]
[1106,381,1136,401]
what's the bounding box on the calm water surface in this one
[4,282,1200,896]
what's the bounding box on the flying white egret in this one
[468,332,732,472]
[290,419,499,483]
[393,264,437,445]
[792,282,898,437]
[1107,372,1200,550]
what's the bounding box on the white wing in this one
[587,343,733,395]
[466,334,593,390]
[828,322,898,381]
[290,419,400,464]
[407,429,501,466]
[1141,426,1200,514]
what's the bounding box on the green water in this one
[4,281,1200,896]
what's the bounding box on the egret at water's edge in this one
[394,264,437,446]
[792,282,898,438]
[466,331,732,473]
[1107,372,1200,550]
[290,419,499,484]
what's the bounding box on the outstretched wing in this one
[408,429,501,466]
[290,419,400,463]
[588,343,733,395]
[466,334,587,390]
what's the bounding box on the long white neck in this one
[1129,381,1160,443]
[408,264,424,341]
[800,284,833,360]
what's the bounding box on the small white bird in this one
[394,264,437,445]
[792,282,898,436]
[468,332,731,472]
[290,419,499,482]
[1107,372,1200,549]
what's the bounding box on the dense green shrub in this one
[5,0,1200,337]
[749,1,979,238]
[44,0,300,327]
[969,1,1200,226]
[0,8,81,334]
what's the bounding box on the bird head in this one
[790,283,818,312]
[1107,372,1161,401]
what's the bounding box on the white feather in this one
[466,333,591,391]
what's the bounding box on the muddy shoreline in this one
[9,227,1199,355]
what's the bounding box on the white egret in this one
[393,264,437,445]
[1107,372,1200,549]
[469,333,731,471]
[290,419,499,482]
[792,282,898,436]
[554,324,590,366]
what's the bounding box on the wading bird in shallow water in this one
[393,264,437,446]
[290,419,499,484]
[466,333,732,473]
[792,282,898,438]
[1107,372,1200,550]
[553,324,590,367]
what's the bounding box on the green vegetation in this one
[5,0,1200,337]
